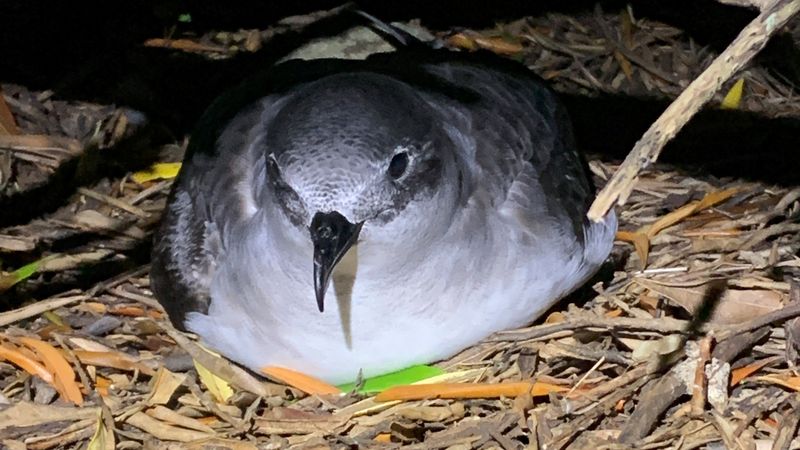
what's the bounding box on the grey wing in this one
[150,97,275,330]
[426,61,593,241]
[150,160,221,330]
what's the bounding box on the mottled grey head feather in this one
[264,72,448,225]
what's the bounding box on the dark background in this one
[1,0,799,189]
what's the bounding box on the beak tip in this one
[316,294,325,313]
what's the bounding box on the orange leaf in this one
[731,357,777,386]
[0,342,53,383]
[446,33,479,51]
[108,305,147,317]
[19,337,83,405]
[374,433,392,443]
[616,230,650,267]
[756,374,800,391]
[374,381,568,402]
[143,38,226,53]
[644,188,738,238]
[472,36,524,55]
[95,376,112,397]
[261,366,341,396]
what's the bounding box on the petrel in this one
[150,18,617,383]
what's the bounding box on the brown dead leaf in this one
[756,374,800,391]
[171,438,259,450]
[147,367,188,406]
[127,412,213,442]
[146,405,215,434]
[0,87,19,135]
[254,407,349,435]
[446,33,479,51]
[164,327,284,398]
[0,401,98,428]
[472,36,524,55]
[397,403,466,422]
[86,409,114,450]
[143,38,227,53]
[73,350,156,376]
[618,335,684,362]
[636,279,783,324]
[614,50,634,80]
[616,230,650,268]
[645,188,739,238]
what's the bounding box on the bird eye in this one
[388,152,409,179]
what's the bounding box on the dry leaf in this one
[446,33,479,51]
[616,230,650,268]
[0,87,19,135]
[756,374,800,391]
[143,38,227,53]
[730,357,778,386]
[86,409,114,450]
[645,188,738,238]
[472,36,524,55]
[19,337,83,405]
[374,381,568,402]
[619,335,685,362]
[373,434,392,443]
[147,367,188,406]
[164,328,278,397]
[173,438,259,450]
[0,342,54,383]
[255,407,349,435]
[127,412,213,442]
[146,405,215,433]
[73,350,156,376]
[397,403,466,422]
[636,279,783,324]
[0,401,98,428]
[195,359,234,403]
[261,366,341,396]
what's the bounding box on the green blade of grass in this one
[338,365,445,394]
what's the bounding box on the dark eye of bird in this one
[388,152,409,179]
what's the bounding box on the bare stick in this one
[587,0,800,221]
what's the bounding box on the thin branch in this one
[587,0,800,221]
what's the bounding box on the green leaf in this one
[338,365,444,394]
[14,260,40,282]
[178,13,192,23]
[0,259,42,293]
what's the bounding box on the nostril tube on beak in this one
[309,211,364,312]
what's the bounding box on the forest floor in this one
[1,4,800,449]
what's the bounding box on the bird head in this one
[260,72,461,312]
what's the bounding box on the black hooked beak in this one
[310,211,364,313]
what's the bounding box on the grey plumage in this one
[151,39,616,383]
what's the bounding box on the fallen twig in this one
[588,0,800,221]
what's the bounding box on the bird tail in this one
[582,209,618,268]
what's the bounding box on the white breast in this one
[186,209,617,384]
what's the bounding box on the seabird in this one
[150,17,617,383]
